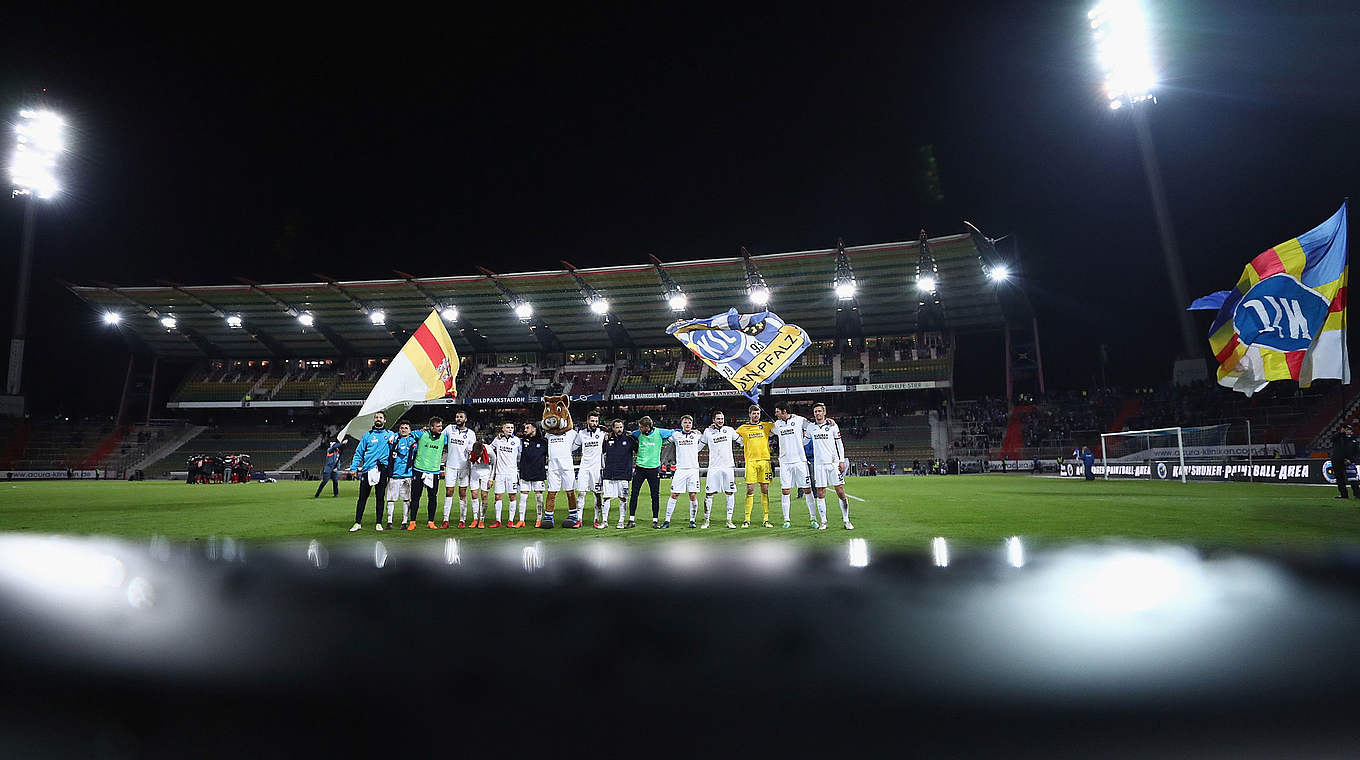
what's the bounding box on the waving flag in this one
[666,308,811,401]
[1188,203,1349,396]
[341,310,460,440]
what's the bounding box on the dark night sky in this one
[1,0,1358,415]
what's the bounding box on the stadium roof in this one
[67,230,1032,359]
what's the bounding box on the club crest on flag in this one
[1189,203,1350,396]
[666,308,811,401]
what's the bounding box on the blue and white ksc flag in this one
[666,308,811,402]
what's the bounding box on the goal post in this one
[1100,426,1189,483]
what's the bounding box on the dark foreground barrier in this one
[1,535,1359,757]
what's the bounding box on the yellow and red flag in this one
[341,310,459,440]
[1189,203,1349,395]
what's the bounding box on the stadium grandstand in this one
[0,227,1342,480]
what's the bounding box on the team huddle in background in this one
[338,402,855,533]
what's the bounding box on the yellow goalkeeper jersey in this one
[735,422,774,462]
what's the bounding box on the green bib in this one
[413,430,446,472]
[636,430,663,469]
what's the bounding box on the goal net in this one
[1099,425,1231,482]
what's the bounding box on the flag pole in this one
[1342,198,1350,426]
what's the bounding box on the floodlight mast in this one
[6,108,67,410]
[1090,1,1198,362]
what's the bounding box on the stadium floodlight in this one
[513,302,533,321]
[667,292,688,311]
[916,275,937,293]
[225,314,243,329]
[1090,0,1199,361]
[988,265,1010,283]
[748,286,770,306]
[441,306,458,322]
[102,312,121,326]
[1090,1,1156,110]
[369,310,386,326]
[10,109,65,199]
[588,297,609,315]
[160,315,177,330]
[847,538,869,568]
[833,238,857,301]
[297,313,315,327]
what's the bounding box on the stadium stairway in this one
[279,434,328,472]
[79,426,130,468]
[1307,389,1360,453]
[1000,405,1032,459]
[1108,396,1141,432]
[133,425,208,474]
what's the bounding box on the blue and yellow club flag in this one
[666,308,811,402]
[1188,203,1349,396]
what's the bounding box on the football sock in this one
[688,498,697,523]
[442,496,452,522]
[494,500,503,522]
[471,498,480,522]
[816,498,827,524]
[762,495,770,522]
[600,500,611,525]
[726,495,736,522]
[517,493,528,521]
[386,501,395,523]
[705,496,714,521]
[665,497,677,522]
[781,493,791,522]
[839,496,850,522]
[805,493,817,520]
[744,493,754,522]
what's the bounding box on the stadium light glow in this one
[988,265,1010,283]
[9,109,65,199]
[932,537,949,568]
[441,306,458,322]
[667,292,688,311]
[159,315,177,330]
[589,297,609,315]
[102,312,121,326]
[297,313,314,327]
[916,275,937,293]
[1006,536,1025,568]
[1090,0,1157,110]
[369,310,386,326]
[834,281,857,300]
[514,302,534,321]
[225,314,243,329]
[847,538,870,567]
[748,286,770,306]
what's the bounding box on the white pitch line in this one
[845,493,866,502]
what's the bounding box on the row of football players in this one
[345,402,853,532]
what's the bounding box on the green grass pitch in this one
[4,475,1360,552]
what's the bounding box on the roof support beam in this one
[235,277,357,357]
[91,282,222,357]
[159,280,284,358]
[314,273,406,348]
[561,260,633,349]
[477,267,563,354]
[393,270,493,354]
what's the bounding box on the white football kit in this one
[773,414,812,491]
[443,426,476,487]
[491,434,522,495]
[701,425,738,494]
[806,419,846,488]
[575,427,608,494]
[669,429,704,494]
[545,429,581,492]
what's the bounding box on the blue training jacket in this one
[351,428,397,472]
[322,441,343,472]
[389,433,417,478]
